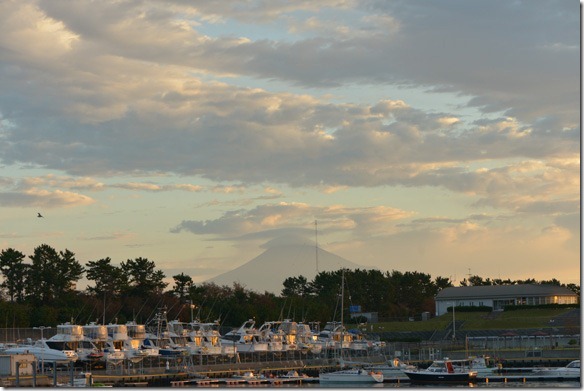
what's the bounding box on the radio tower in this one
[315,220,319,273]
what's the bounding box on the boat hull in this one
[5,347,77,365]
[319,369,383,383]
[404,370,477,384]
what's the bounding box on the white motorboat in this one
[83,323,124,362]
[126,321,159,357]
[142,331,187,357]
[4,339,78,365]
[317,321,353,349]
[364,357,416,379]
[167,320,191,348]
[296,322,323,354]
[46,323,103,362]
[276,320,300,352]
[346,328,371,351]
[464,355,501,376]
[531,360,580,378]
[185,320,234,356]
[104,324,131,363]
[319,368,383,383]
[280,370,308,379]
[144,309,188,357]
[258,321,284,352]
[232,371,269,384]
[220,319,268,353]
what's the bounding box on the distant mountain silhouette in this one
[207,235,363,294]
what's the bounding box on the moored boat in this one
[187,320,235,356]
[364,357,416,379]
[4,339,78,365]
[47,323,103,363]
[296,322,323,354]
[126,321,160,357]
[258,321,285,352]
[531,360,580,379]
[403,358,478,384]
[319,368,383,383]
[232,371,270,384]
[220,319,268,353]
[269,370,318,384]
[144,309,188,357]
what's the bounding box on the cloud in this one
[411,214,494,225]
[0,188,95,208]
[19,175,105,191]
[0,1,578,286]
[112,182,204,192]
[0,2,577,187]
[0,175,208,209]
[79,231,135,241]
[170,202,413,241]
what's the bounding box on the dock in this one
[477,374,580,383]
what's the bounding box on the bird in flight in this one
[37,212,44,218]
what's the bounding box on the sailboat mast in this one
[340,270,344,327]
[103,291,106,325]
[340,269,344,351]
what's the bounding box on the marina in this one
[0,281,579,387]
[0,347,580,387]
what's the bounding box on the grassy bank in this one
[358,308,578,333]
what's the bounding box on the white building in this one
[435,284,578,316]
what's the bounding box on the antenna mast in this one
[315,220,319,273]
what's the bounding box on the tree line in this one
[0,244,579,328]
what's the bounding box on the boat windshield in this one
[566,361,580,369]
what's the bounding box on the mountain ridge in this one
[207,242,363,294]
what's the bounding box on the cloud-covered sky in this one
[0,0,580,291]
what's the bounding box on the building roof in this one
[435,284,577,300]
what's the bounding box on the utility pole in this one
[452,301,456,341]
[315,220,319,273]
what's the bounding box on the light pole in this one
[33,326,51,373]
[451,302,456,341]
[187,300,197,322]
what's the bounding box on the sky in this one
[0,0,580,292]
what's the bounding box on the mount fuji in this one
[207,236,363,294]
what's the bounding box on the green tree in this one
[0,248,29,302]
[565,283,580,297]
[54,249,85,298]
[389,270,435,315]
[85,257,127,297]
[434,276,453,291]
[172,273,193,300]
[26,244,84,306]
[467,275,487,286]
[0,301,31,327]
[121,257,167,297]
[538,278,561,286]
[343,269,389,315]
[281,275,310,297]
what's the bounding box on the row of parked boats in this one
[0,310,381,366]
[188,356,580,384]
[317,357,581,384]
